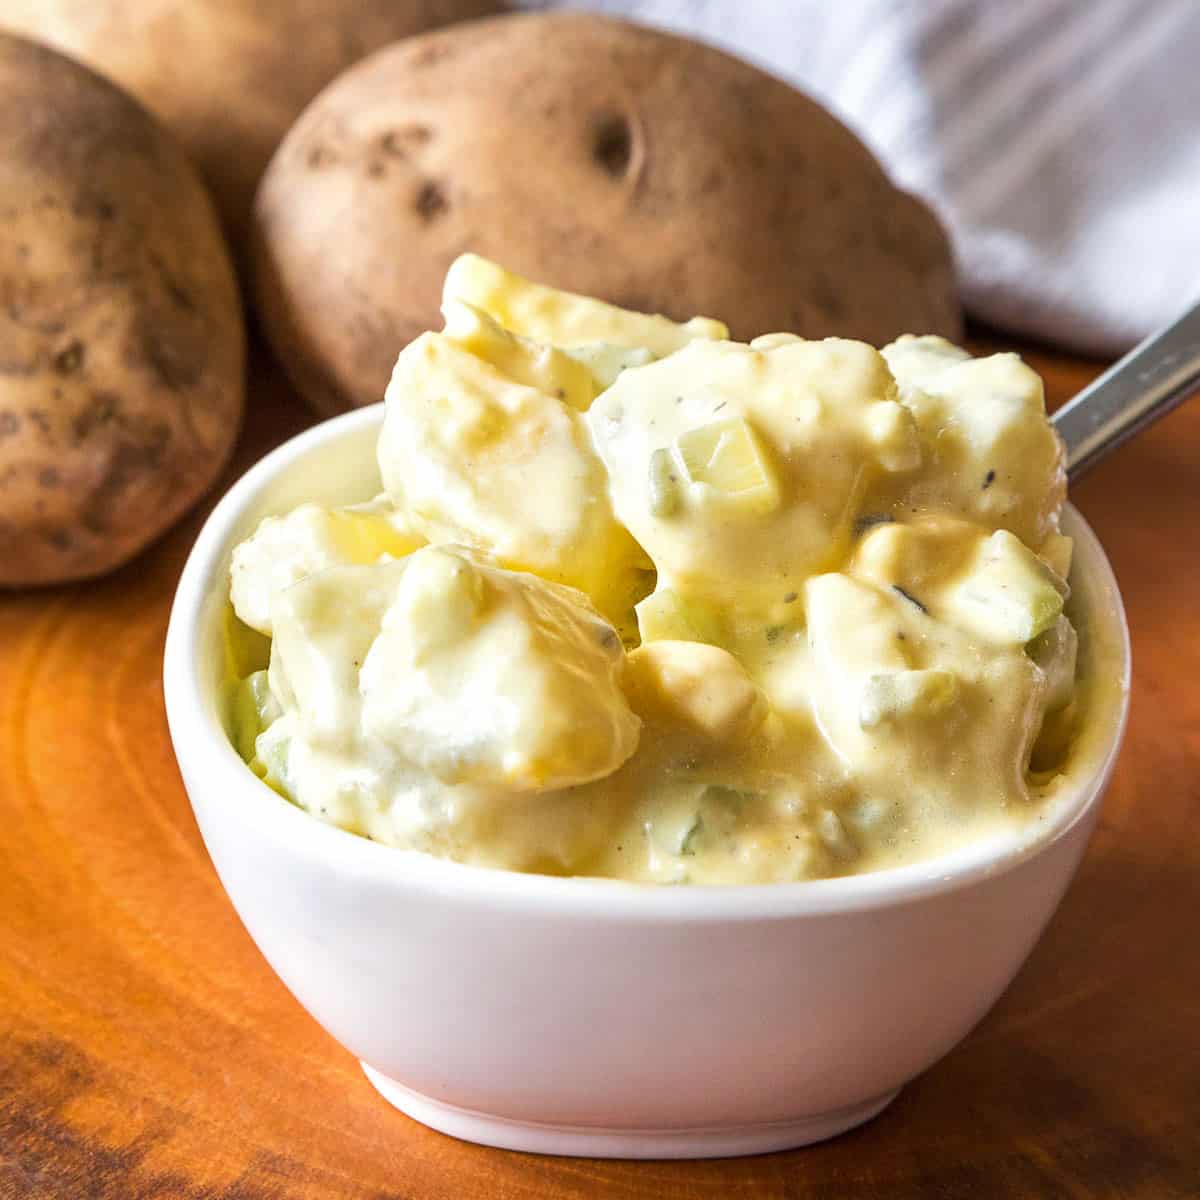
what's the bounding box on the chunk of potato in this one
[267,547,641,791]
[443,253,728,357]
[269,560,411,746]
[805,571,1046,810]
[360,547,640,790]
[624,640,768,743]
[231,501,422,635]
[441,299,598,411]
[879,336,1066,547]
[378,331,648,630]
[852,518,1068,646]
[851,516,980,598]
[942,530,1068,646]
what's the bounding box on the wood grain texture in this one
[1,337,1197,1198]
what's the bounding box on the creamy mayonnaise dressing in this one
[226,255,1099,884]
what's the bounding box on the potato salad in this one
[226,255,1086,884]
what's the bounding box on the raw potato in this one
[0,0,501,244]
[253,12,962,414]
[0,34,244,586]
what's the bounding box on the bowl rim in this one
[164,403,1131,921]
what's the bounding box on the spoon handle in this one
[1052,299,1200,482]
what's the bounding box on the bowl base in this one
[361,1063,899,1158]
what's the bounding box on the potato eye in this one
[591,114,633,179]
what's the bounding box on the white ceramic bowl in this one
[164,405,1130,1159]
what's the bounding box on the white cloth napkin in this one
[518,0,1200,353]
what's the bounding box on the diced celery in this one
[859,669,958,729]
[673,417,780,514]
[1038,532,1074,580]
[1027,614,1078,713]
[700,783,754,809]
[943,530,1067,645]
[677,785,753,856]
[230,670,281,762]
[816,809,857,860]
[255,718,294,799]
[647,447,681,518]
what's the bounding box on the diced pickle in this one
[635,588,722,645]
[647,447,681,518]
[943,529,1068,645]
[677,815,703,856]
[859,669,958,729]
[673,417,780,514]
[816,809,857,860]
[676,785,753,857]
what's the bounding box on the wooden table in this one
[1,336,1196,1199]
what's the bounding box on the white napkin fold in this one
[518,0,1200,353]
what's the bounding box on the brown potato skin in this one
[252,12,963,416]
[0,34,245,586]
[0,0,502,246]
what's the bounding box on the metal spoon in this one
[1053,299,1200,482]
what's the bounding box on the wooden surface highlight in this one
[1,340,1197,1198]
